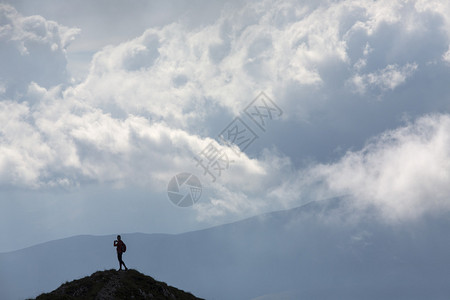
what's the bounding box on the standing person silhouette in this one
[113,235,128,271]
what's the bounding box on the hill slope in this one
[33,269,203,300]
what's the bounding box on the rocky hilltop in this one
[33,269,203,300]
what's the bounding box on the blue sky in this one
[1,0,450,252]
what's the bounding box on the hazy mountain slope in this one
[1,198,450,300]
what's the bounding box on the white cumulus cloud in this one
[0,4,79,98]
[312,114,450,221]
[349,63,418,94]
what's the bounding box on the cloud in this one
[65,0,450,129]
[443,47,450,64]
[0,80,274,193]
[311,113,450,221]
[0,100,49,187]
[349,63,418,94]
[0,4,79,98]
[197,112,450,223]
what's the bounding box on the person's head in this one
[117,235,121,240]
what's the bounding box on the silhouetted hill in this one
[33,269,203,300]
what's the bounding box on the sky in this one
[1,0,450,253]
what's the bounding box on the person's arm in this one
[114,240,118,246]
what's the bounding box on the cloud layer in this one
[1,0,450,227]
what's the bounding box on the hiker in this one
[113,235,128,271]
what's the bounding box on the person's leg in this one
[117,252,123,270]
[118,252,128,270]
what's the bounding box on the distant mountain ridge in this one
[2,197,450,300]
[32,269,203,300]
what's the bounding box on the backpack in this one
[121,242,126,253]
